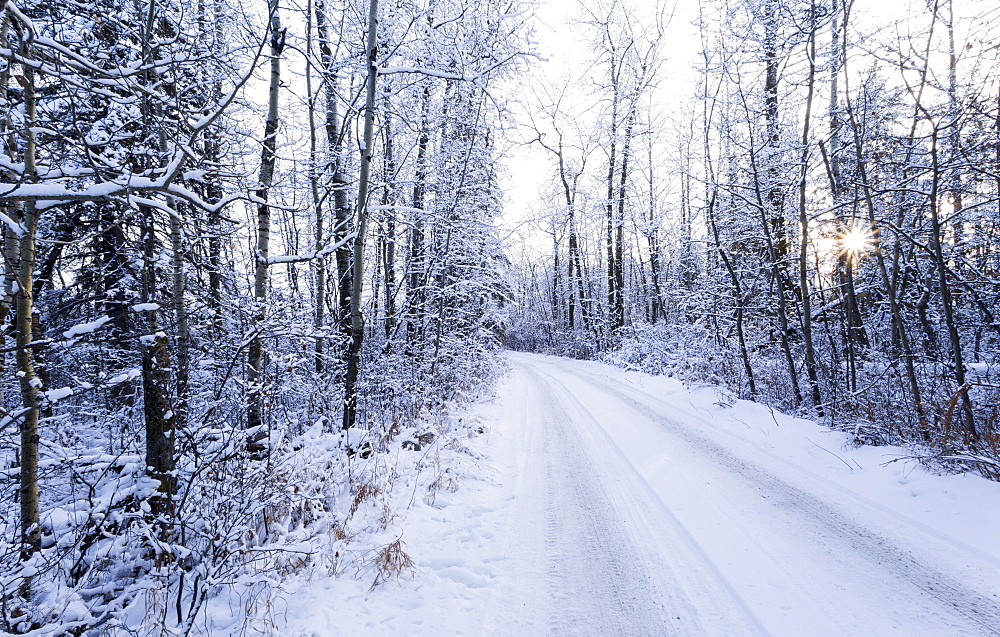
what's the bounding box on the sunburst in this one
[840,226,872,256]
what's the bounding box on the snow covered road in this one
[485,353,1000,635]
[482,355,764,635]
[281,352,1000,635]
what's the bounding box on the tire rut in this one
[520,362,768,635]
[553,362,1000,635]
[530,366,669,635]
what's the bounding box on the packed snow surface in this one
[274,353,1000,635]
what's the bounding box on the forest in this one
[1,0,998,632]
[1,0,521,631]
[508,0,1000,469]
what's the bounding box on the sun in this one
[841,226,872,255]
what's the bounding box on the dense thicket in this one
[0,0,525,631]
[507,0,1000,475]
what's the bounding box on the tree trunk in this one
[306,0,327,373]
[1,219,16,414]
[845,100,928,436]
[613,103,635,334]
[16,64,40,561]
[170,212,190,424]
[204,5,225,332]
[741,85,803,405]
[604,57,619,341]
[248,0,283,432]
[551,234,561,329]
[342,0,379,432]
[134,0,178,522]
[315,0,353,351]
[755,0,801,405]
[929,131,976,439]
[826,0,868,363]
[0,17,12,417]
[763,0,788,265]
[381,95,397,342]
[797,11,823,414]
[97,210,135,405]
[645,142,664,322]
[405,87,431,351]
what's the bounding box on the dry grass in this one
[350,481,382,516]
[368,539,415,591]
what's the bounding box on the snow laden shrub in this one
[503,318,549,353]
[604,319,805,411]
[606,322,1000,480]
[0,408,271,633]
[180,330,506,628]
[604,322,735,388]
[0,314,501,634]
[0,439,160,634]
[0,389,497,634]
[505,317,595,359]
[359,328,506,447]
[822,356,1000,465]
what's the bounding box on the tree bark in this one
[797,9,823,414]
[248,0,283,432]
[381,98,397,341]
[16,61,40,560]
[0,16,16,418]
[306,0,327,373]
[170,212,190,423]
[405,87,431,351]
[604,54,619,342]
[929,131,976,439]
[763,0,788,265]
[613,103,635,334]
[845,99,928,436]
[825,0,868,368]
[342,0,379,432]
[135,0,178,520]
[315,0,353,352]
[740,83,803,405]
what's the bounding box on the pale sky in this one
[497,0,985,262]
[498,0,701,260]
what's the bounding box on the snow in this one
[207,353,1000,635]
[107,369,141,385]
[260,233,356,264]
[139,331,166,345]
[0,209,24,236]
[131,302,160,312]
[378,65,470,81]
[44,386,75,402]
[0,181,125,201]
[62,315,111,339]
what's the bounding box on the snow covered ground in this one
[270,352,1000,635]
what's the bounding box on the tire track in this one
[531,366,666,634]
[519,362,766,635]
[532,355,1000,635]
